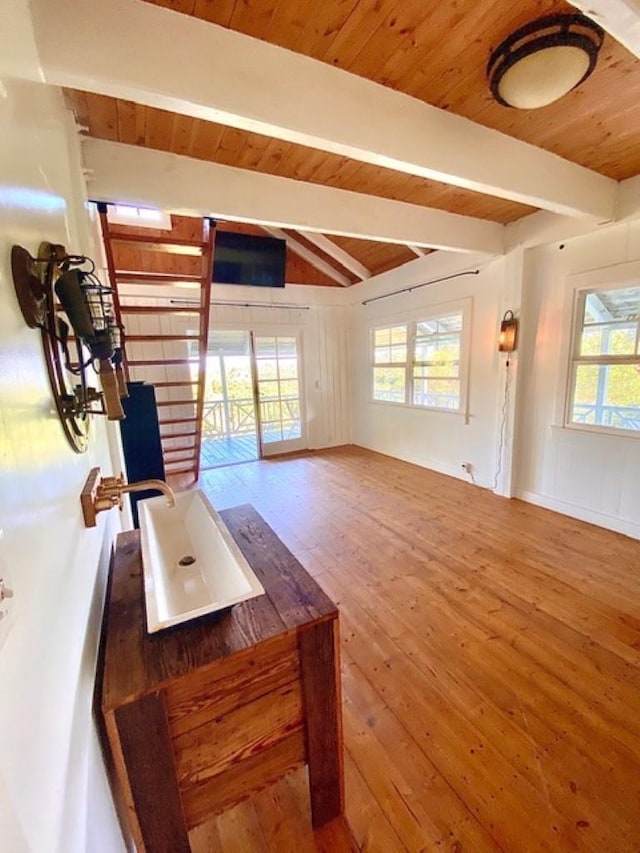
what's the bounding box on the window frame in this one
[370,300,471,416]
[564,278,640,438]
[370,322,410,405]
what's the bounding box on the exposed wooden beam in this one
[569,1,640,59]
[505,170,640,250]
[263,228,351,287]
[297,232,370,281]
[83,140,505,255]
[31,0,616,221]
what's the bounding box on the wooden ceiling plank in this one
[145,104,175,151]
[192,0,237,27]
[263,227,352,287]
[228,0,278,40]
[320,0,405,68]
[189,119,226,161]
[114,99,137,145]
[66,89,535,224]
[132,0,640,185]
[34,0,616,220]
[266,0,361,60]
[84,139,505,254]
[80,92,119,141]
[169,113,197,158]
[296,232,371,280]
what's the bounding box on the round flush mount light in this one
[487,13,604,109]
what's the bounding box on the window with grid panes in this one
[371,324,408,403]
[371,309,466,412]
[412,313,463,410]
[566,284,640,433]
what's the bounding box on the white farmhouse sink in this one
[138,489,265,633]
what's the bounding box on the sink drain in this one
[178,555,196,567]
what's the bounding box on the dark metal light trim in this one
[487,13,604,108]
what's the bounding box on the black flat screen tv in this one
[213,231,287,287]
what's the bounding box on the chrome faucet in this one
[81,467,175,527]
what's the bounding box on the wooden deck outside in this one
[200,433,259,469]
[190,445,640,852]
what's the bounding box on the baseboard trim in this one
[516,489,640,541]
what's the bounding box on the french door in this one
[252,333,306,457]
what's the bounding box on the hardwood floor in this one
[183,446,640,851]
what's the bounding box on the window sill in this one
[370,398,466,416]
[551,423,640,441]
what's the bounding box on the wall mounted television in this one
[213,231,287,287]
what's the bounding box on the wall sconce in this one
[487,13,604,109]
[498,310,519,353]
[11,242,127,453]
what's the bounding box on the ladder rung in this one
[110,234,206,250]
[160,431,197,441]
[129,358,198,367]
[127,334,200,342]
[163,443,196,454]
[156,399,196,407]
[152,381,198,388]
[159,417,199,426]
[116,271,202,284]
[164,464,197,474]
[120,306,200,315]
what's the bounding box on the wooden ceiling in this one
[65,0,640,284]
[141,0,640,180]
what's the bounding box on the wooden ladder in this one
[97,204,215,482]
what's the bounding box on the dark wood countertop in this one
[101,503,338,711]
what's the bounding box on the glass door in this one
[200,330,259,469]
[253,334,306,456]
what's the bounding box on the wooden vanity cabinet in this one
[99,504,343,852]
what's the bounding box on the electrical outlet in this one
[461,462,473,473]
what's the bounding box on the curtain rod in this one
[361,269,480,305]
[166,298,311,310]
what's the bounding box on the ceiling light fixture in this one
[487,13,604,109]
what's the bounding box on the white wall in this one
[0,81,124,851]
[348,251,510,488]
[514,221,640,539]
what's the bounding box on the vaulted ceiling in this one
[57,0,640,286]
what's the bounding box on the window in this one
[371,307,467,412]
[372,324,408,403]
[106,204,172,230]
[567,284,640,433]
[412,314,463,410]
